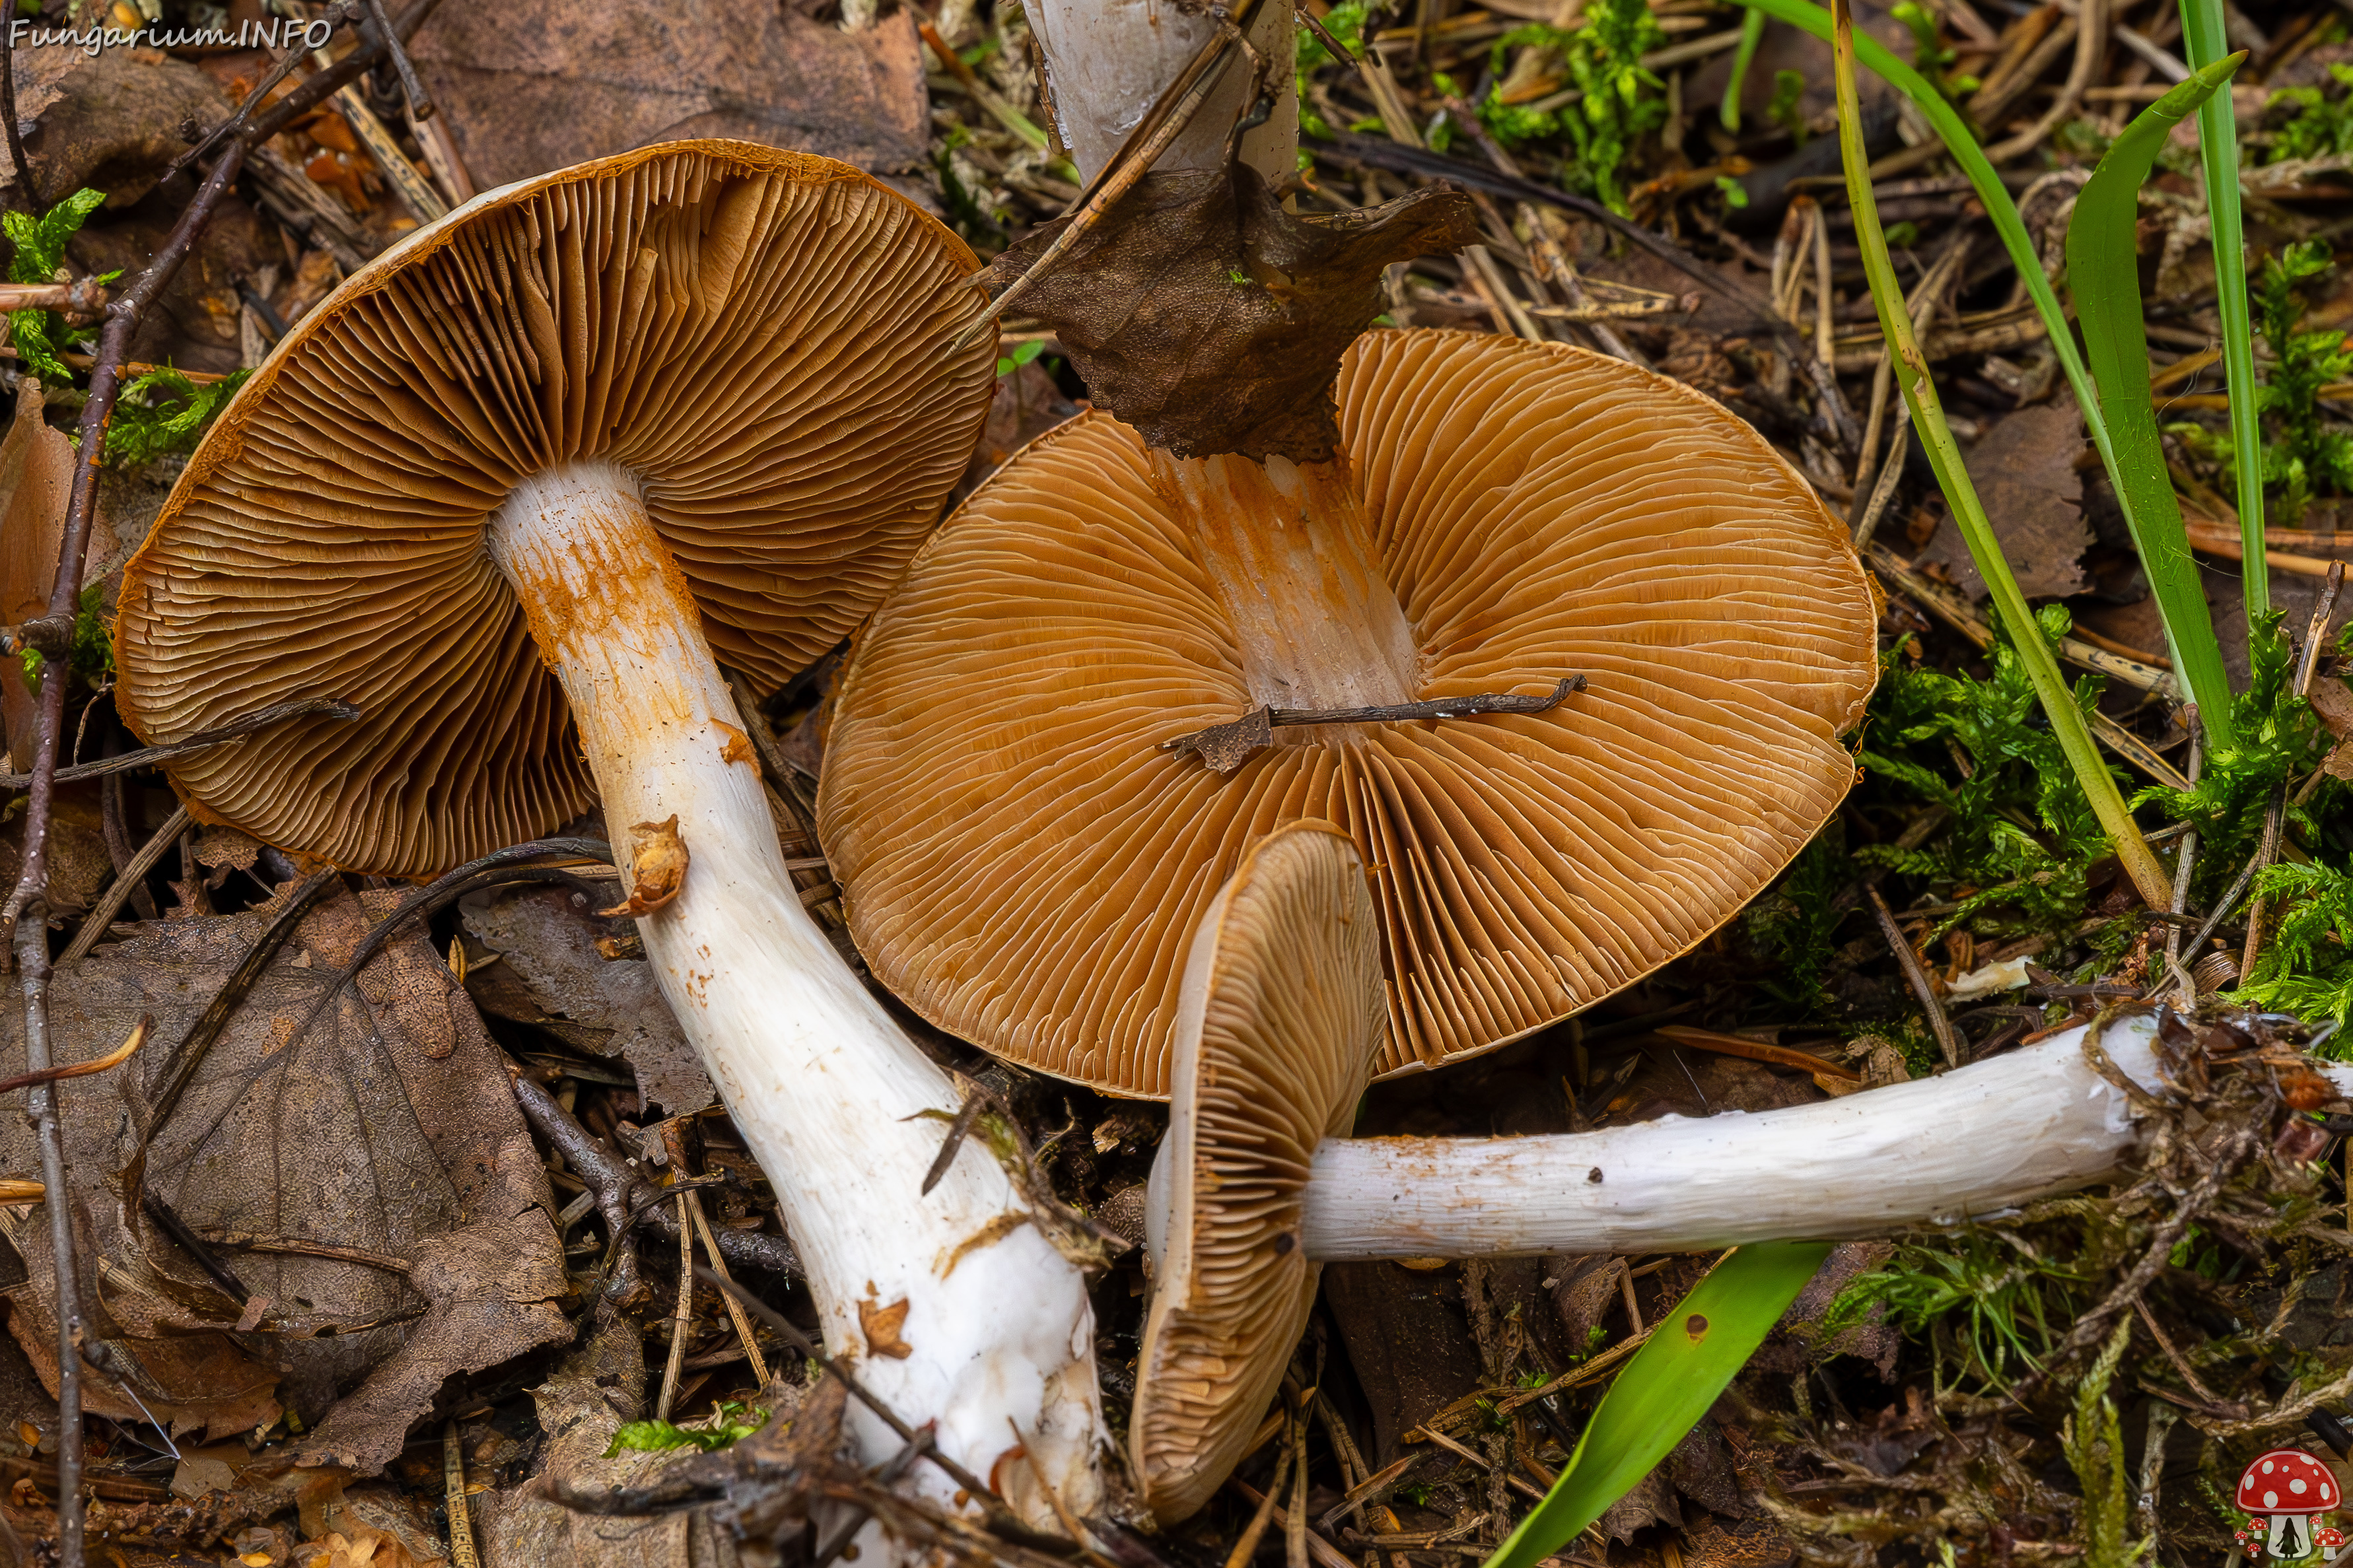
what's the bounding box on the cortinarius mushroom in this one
[113,141,1107,1530]
[820,328,1879,1094]
[2239,1449,2340,1558]
[1127,829,2353,1518]
[1135,821,1383,1522]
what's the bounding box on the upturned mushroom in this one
[1135,821,1383,1522]
[1131,829,2353,1517]
[112,142,1109,1532]
[820,328,1878,1094]
[2238,1450,2342,1558]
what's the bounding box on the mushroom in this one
[1135,833,2353,1517]
[1134,821,1384,1522]
[112,141,1111,1531]
[2238,1450,2341,1557]
[819,327,1878,1095]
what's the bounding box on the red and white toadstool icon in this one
[2317,1523,2347,1561]
[2237,1449,2340,1557]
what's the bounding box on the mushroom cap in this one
[819,329,1877,1095]
[116,139,993,877]
[1133,821,1384,1523]
[2239,1449,2338,1513]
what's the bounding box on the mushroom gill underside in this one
[116,141,992,877]
[820,328,1881,1096]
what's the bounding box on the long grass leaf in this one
[1482,1243,1833,1568]
[1722,9,1769,131]
[2064,57,2244,744]
[1828,0,2177,907]
[1732,0,2235,731]
[2179,0,2265,631]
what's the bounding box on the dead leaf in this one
[0,885,568,1467]
[408,4,929,191]
[1920,399,2091,601]
[713,720,755,767]
[0,46,234,209]
[1322,1261,1487,1466]
[458,885,714,1116]
[1598,1464,1680,1542]
[859,1290,914,1359]
[1685,1516,1796,1568]
[600,816,688,920]
[983,166,1475,461]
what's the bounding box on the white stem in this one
[487,463,1107,1537]
[1300,1017,2353,1260]
[1026,0,1298,184]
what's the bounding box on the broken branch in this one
[1163,676,1586,772]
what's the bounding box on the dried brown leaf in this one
[983,168,1475,460]
[0,885,568,1466]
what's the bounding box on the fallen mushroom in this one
[820,328,1879,1095]
[113,142,1109,1534]
[1134,831,2353,1516]
[1134,821,1384,1522]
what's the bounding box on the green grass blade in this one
[2179,0,2264,631]
[1736,0,2241,748]
[1829,0,2177,908]
[2064,56,2245,746]
[1483,1243,1832,1568]
[1722,9,1769,131]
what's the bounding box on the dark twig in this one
[1164,676,1586,772]
[507,1072,802,1289]
[1,130,258,1568]
[0,17,36,209]
[361,0,437,120]
[1867,885,1960,1068]
[166,0,449,184]
[0,697,360,791]
[139,1191,252,1305]
[920,1086,993,1197]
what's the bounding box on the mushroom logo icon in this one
[2236,1449,2340,1557]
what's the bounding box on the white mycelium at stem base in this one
[486,462,1106,1532]
[1294,1014,2353,1260]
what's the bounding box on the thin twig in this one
[1868,885,1960,1068]
[0,1013,145,1099]
[362,0,436,120]
[657,1187,693,1422]
[687,1199,771,1388]
[960,0,1263,345]
[0,697,360,792]
[1164,676,1585,772]
[444,1420,479,1568]
[59,807,189,969]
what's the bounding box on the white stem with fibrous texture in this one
[487,463,1107,1540]
[1299,1017,2353,1260]
[1027,0,1297,184]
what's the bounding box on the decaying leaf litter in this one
[0,0,2339,1564]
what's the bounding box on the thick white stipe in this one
[1300,1015,2353,1260]
[487,463,1107,1538]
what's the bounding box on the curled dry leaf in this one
[407,1,930,189]
[600,815,689,920]
[459,885,715,1116]
[980,167,1477,461]
[858,1292,915,1359]
[0,884,567,1466]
